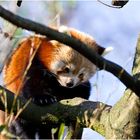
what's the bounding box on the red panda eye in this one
[57,67,70,75]
[64,67,70,73]
[79,73,84,79]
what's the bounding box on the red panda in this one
[1,26,111,139]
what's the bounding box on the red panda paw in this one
[31,94,57,106]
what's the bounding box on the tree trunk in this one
[104,35,140,139]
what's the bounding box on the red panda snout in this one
[52,61,96,88]
[57,75,80,88]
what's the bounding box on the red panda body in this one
[2,27,106,139]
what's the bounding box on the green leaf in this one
[58,123,65,140]
[0,125,5,132]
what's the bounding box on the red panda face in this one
[49,57,97,88]
[41,39,98,88]
[56,67,93,88]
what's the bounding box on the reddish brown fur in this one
[37,38,56,71]
[69,28,98,50]
[4,27,104,94]
[4,36,55,94]
[4,38,32,94]
[69,28,105,54]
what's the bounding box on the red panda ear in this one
[97,45,105,55]
[101,47,113,56]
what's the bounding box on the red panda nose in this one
[66,82,74,88]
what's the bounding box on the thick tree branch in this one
[0,6,140,96]
[0,85,111,136]
[104,35,140,139]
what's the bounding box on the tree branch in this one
[104,35,140,139]
[0,6,140,96]
[0,85,111,136]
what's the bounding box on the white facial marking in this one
[59,26,71,36]
[50,58,97,88]
[51,61,65,74]
[58,75,78,88]
[56,64,95,87]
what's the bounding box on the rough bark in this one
[0,86,111,136]
[104,35,140,139]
